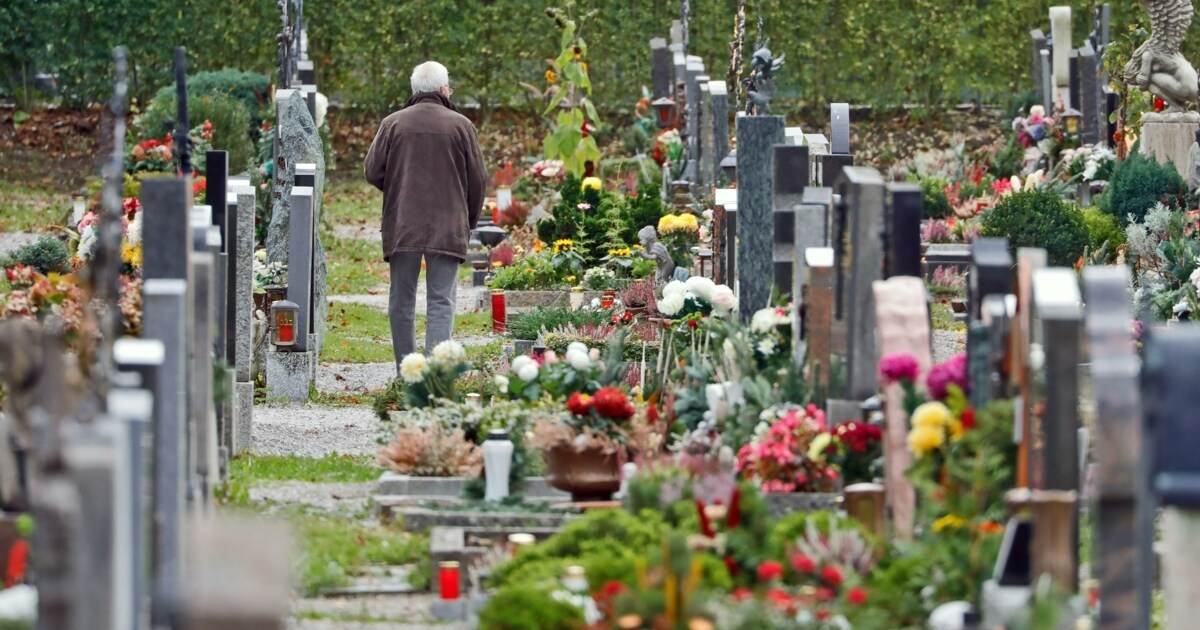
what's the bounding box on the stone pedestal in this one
[1139,113,1200,179]
[264,349,315,402]
[736,115,786,319]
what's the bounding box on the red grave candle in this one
[277,323,295,344]
[492,290,506,334]
[439,561,460,600]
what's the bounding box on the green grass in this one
[323,302,395,363]
[324,233,390,294]
[466,339,506,365]
[291,507,428,596]
[931,301,965,334]
[228,453,380,484]
[0,180,69,232]
[323,178,382,226]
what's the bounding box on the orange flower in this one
[978,521,1005,535]
[533,239,544,253]
[545,69,557,84]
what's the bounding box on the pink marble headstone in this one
[873,276,933,540]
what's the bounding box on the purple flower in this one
[926,353,968,400]
[879,352,920,385]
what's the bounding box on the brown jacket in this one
[364,92,487,261]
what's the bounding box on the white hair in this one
[411,61,450,94]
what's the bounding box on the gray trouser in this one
[389,251,459,367]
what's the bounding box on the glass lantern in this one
[652,97,677,129]
[1062,107,1082,139]
[270,300,300,349]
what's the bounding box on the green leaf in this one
[581,98,600,125]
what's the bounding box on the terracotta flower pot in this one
[545,444,621,502]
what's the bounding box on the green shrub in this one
[1099,150,1187,225]
[918,176,953,219]
[989,134,1025,181]
[1081,205,1126,253]
[137,92,255,173]
[981,189,1089,267]
[152,69,268,128]
[477,584,584,630]
[767,510,873,558]
[506,307,612,341]
[2,235,70,274]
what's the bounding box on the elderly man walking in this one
[365,61,487,370]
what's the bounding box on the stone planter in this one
[761,492,842,519]
[376,471,569,501]
[499,290,604,311]
[544,444,621,502]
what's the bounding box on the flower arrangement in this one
[396,340,472,408]
[657,277,737,320]
[1010,105,1057,150]
[531,159,565,181]
[581,266,616,290]
[651,129,683,167]
[127,120,214,174]
[657,212,700,268]
[377,421,482,477]
[736,405,839,494]
[252,249,287,292]
[827,421,883,484]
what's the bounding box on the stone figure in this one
[1124,0,1199,114]
[637,225,676,285]
[743,44,785,116]
[1189,128,1200,189]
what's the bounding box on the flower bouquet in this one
[657,213,700,268]
[657,277,737,321]
[252,249,288,293]
[396,340,472,408]
[736,405,839,494]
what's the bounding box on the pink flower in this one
[879,352,920,385]
[926,353,968,400]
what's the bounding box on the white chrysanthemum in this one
[662,280,686,300]
[126,211,143,246]
[399,353,428,384]
[517,363,540,383]
[494,374,510,394]
[315,92,329,128]
[77,226,98,261]
[684,276,716,301]
[750,307,785,333]
[431,340,466,364]
[757,337,777,355]
[511,355,534,373]
[255,249,267,262]
[567,348,590,370]
[710,285,736,313]
[658,293,685,317]
[567,342,588,356]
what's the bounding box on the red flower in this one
[646,405,660,426]
[687,318,699,329]
[592,386,635,420]
[122,197,141,217]
[815,608,831,621]
[724,555,739,576]
[820,564,844,587]
[725,486,741,529]
[598,580,626,599]
[696,500,715,537]
[139,139,160,151]
[960,407,976,430]
[566,392,593,416]
[203,120,213,132]
[765,588,793,612]
[847,586,868,605]
[789,553,815,574]
[5,540,27,587]
[757,560,784,582]
[731,587,753,602]
[816,586,835,602]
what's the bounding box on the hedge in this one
[1,0,1188,115]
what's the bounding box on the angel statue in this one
[637,225,675,285]
[1124,0,1199,114]
[743,44,785,116]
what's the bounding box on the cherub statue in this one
[1124,0,1199,114]
[743,44,785,116]
[637,225,675,285]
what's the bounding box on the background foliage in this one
[1,1,1191,114]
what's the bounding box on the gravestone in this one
[773,145,808,297]
[976,294,1016,408]
[716,187,738,292]
[297,59,315,85]
[1083,266,1153,630]
[141,278,189,628]
[267,90,325,265]
[1041,48,1054,111]
[969,238,1013,323]
[697,80,713,189]
[231,188,256,455]
[802,248,835,384]
[141,179,192,281]
[1031,29,1049,100]
[180,516,292,629]
[709,81,729,182]
[1078,41,1101,145]
[792,187,832,310]
[189,241,218,510]
[1011,248,1047,489]
[830,103,850,155]
[820,154,854,189]
[1050,6,1073,108]
[650,38,672,99]
[886,183,923,278]
[286,185,316,353]
[833,167,887,400]
[873,276,931,540]
[736,115,786,318]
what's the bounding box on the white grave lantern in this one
[482,429,514,502]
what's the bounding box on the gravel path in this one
[290,594,471,630]
[253,403,381,458]
[932,329,966,363]
[250,481,375,516]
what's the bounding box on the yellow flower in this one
[545,69,557,84]
[553,239,574,254]
[658,214,679,233]
[659,213,700,234]
[912,401,953,429]
[524,267,534,273]
[607,247,632,257]
[807,432,833,461]
[932,514,967,533]
[566,275,576,283]
[581,62,588,75]
[581,177,602,192]
[121,243,143,268]
[947,418,964,440]
[492,261,503,268]
[907,425,945,457]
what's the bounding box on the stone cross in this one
[1050,6,1073,108]
[872,276,931,540]
[650,38,672,99]
[772,145,808,298]
[834,167,887,400]
[1082,266,1153,630]
[736,115,785,318]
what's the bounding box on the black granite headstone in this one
[886,183,923,278]
[969,237,1013,322]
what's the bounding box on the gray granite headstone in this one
[709,81,729,183]
[267,90,325,264]
[698,80,713,189]
[294,163,327,352]
[107,385,154,629]
[287,186,316,353]
[792,187,832,309]
[830,103,851,155]
[736,115,786,319]
[835,167,887,400]
[1031,267,1083,493]
[650,38,672,99]
[232,188,256,456]
[1078,41,1101,145]
[141,278,189,627]
[141,179,192,281]
[1031,29,1048,99]
[189,247,217,510]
